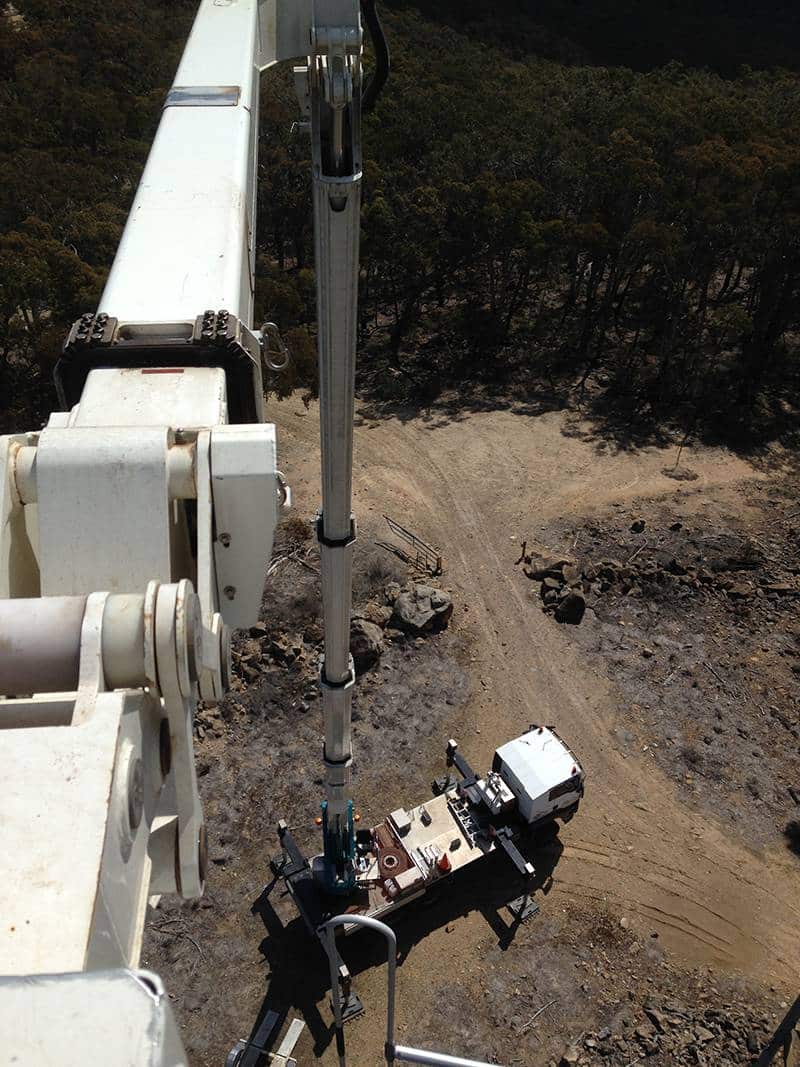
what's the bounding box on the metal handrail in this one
[320,915,504,1067]
[383,515,443,576]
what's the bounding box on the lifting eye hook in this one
[260,321,291,372]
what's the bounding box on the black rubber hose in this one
[361,0,390,112]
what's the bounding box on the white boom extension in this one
[302,0,364,893]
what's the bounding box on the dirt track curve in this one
[271,396,800,1062]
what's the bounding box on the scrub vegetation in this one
[3,1,800,445]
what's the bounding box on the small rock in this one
[641,647,655,658]
[789,787,800,805]
[563,562,582,585]
[763,582,797,597]
[384,581,401,604]
[559,1047,581,1066]
[670,521,683,531]
[695,1026,714,1043]
[555,591,586,625]
[619,917,630,929]
[630,518,646,533]
[663,999,688,1016]
[727,583,753,599]
[240,662,260,683]
[356,602,393,629]
[645,1008,669,1032]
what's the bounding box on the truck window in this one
[549,775,580,801]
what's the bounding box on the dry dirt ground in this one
[144,396,800,1066]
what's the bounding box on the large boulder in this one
[349,618,384,673]
[390,583,454,634]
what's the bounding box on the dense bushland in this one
[2,2,800,444]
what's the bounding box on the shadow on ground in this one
[352,369,800,467]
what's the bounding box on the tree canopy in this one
[2,1,800,444]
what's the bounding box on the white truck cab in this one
[493,725,584,825]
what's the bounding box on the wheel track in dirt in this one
[276,401,800,991]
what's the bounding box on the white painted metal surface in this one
[100,0,263,323]
[0,969,186,1067]
[0,0,298,1060]
[74,367,227,428]
[393,792,484,876]
[495,727,584,823]
[210,423,281,628]
[0,433,38,598]
[0,582,216,976]
[36,427,172,595]
[0,596,85,693]
[0,688,155,974]
[307,0,365,888]
[475,772,515,816]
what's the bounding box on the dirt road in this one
[268,396,800,1063]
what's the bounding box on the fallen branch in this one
[290,551,320,576]
[703,661,727,688]
[149,924,203,958]
[627,540,647,563]
[521,998,557,1034]
[266,554,289,578]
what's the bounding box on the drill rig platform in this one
[275,727,584,952]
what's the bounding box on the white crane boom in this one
[0,0,368,1060]
[100,0,263,323]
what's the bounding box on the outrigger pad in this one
[333,991,365,1023]
[431,773,459,796]
[507,895,541,922]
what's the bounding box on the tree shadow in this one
[784,820,800,859]
[393,0,800,76]
[245,831,563,1059]
[353,362,800,471]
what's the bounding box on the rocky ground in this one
[143,400,800,1066]
[518,476,800,855]
[147,507,800,1067]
